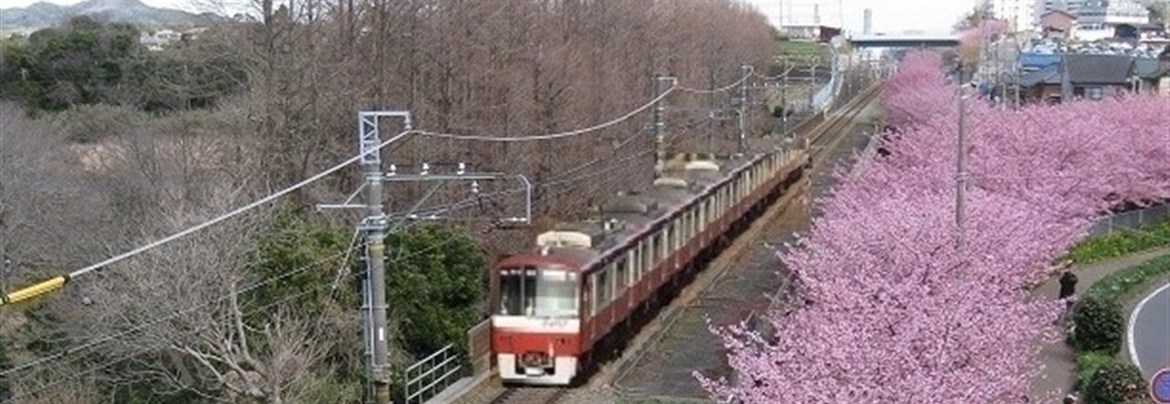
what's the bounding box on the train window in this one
[659,229,669,260]
[498,267,524,316]
[499,266,578,317]
[590,272,599,314]
[596,266,611,312]
[629,249,639,285]
[703,199,712,229]
[645,236,655,274]
[615,256,628,294]
[683,207,692,238]
[674,218,682,249]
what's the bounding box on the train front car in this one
[490,253,584,385]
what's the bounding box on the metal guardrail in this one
[1088,203,1170,238]
[404,344,463,404]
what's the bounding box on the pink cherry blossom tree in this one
[699,50,1170,403]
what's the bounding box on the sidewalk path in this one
[1030,246,1170,401]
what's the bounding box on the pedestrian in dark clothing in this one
[1058,270,1079,325]
[1059,270,1078,300]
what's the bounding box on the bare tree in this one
[0,103,113,294]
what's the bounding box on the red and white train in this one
[488,148,809,386]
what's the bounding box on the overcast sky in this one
[2,0,978,35]
[743,0,978,35]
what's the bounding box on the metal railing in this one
[403,344,463,404]
[1087,203,1170,238]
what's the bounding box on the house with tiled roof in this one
[1135,48,1170,96]
[1017,54,1139,103]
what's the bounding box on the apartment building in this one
[980,0,1038,31]
[1076,0,1152,40]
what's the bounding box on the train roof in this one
[498,152,775,273]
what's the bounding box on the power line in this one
[416,84,678,143]
[3,231,472,402]
[384,115,724,222]
[676,66,756,94]
[2,68,757,306]
[0,242,366,378]
[3,268,365,404]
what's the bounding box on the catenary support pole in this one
[781,60,789,137]
[652,74,666,177]
[355,110,411,404]
[737,64,750,154]
[956,66,969,253]
[365,134,391,404]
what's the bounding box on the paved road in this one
[1130,282,1170,380]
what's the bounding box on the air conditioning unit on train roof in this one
[684,160,720,171]
[536,222,606,249]
[652,177,688,188]
[605,194,659,214]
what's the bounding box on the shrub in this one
[1075,351,1114,390]
[1066,218,1170,264]
[1084,361,1146,404]
[1072,294,1125,353]
[1087,254,1170,304]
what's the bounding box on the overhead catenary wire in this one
[415,82,678,142]
[384,115,722,222]
[0,241,367,379]
[2,267,369,404]
[675,65,755,94]
[0,68,760,306]
[2,230,470,395]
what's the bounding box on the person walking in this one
[1059,269,1078,302]
[1058,268,1078,325]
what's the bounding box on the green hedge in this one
[1075,351,1114,390]
[1066,218,1170,264]
[1086,254,1170,303]
[1071,294,1125,353]
[1084,360,1147,404]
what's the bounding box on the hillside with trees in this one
[0,1,781,402]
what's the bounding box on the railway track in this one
[486,386,568,404]
[457,81,883,404]
[607,80,883,400]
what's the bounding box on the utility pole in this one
[355,110,411,404]
[781,61,790,137]
[956,65,968,252]
[777,0,783,30]
[737,64,750,154]
[652,74,666,177]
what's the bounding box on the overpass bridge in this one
[848,34,960,48]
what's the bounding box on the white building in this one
[979,0,1038,32]
[1035,0,1086,19]
[1076,0,1151,40]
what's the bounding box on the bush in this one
[1087,254,1170,304]
[1075,351,1114,390]
[1072,294,1125,353]
[1084,360,1146,404]
[1066,218,1170,264]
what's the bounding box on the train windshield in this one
[498,266,578,318]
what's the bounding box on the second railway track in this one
[457,80,883,404]
[605,81,883,400]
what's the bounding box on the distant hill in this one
[0,0,224,32]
